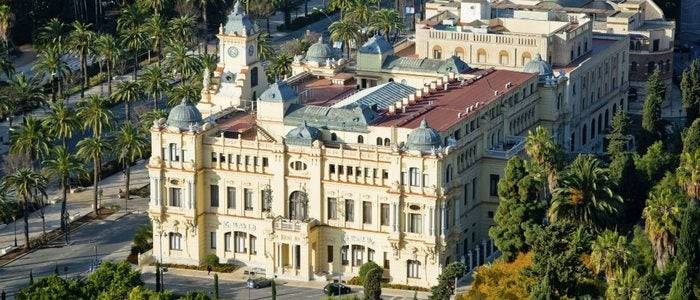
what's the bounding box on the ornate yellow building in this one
[148,1,627,286]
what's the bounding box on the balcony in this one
[273,218,318,233]
[484,136,526,159]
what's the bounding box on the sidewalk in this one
[0,160,149,251]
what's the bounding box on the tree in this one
[682,118,700,154]
[132,223,153,254]
[635,141,676,184]
[369,9,401,41]
[642,68,666,144]
[16,275,82,299]
[609,153,646,223]
[677,149,700,201]
[10,116,50,165]
[168,15,197,47]
[0,46,13,77]
[213,273,219,300]
[681,60,700,123]
[266,54,293,81]
[32,48,70,102]
[167,83,200,106]
[118,4,147,81]
[364,267,382,300]
[164,42,202,82]
[145,14,168,66]
[36,18,66,51]
[42,147,84,244]
[668,263,692,300]
[605,268,641,300]
[188,0,221,54]
[141,65,170,109]
[607,110,631,158]
[6,74,46,113]
[77,95,113,138]
[642,176,685,271]
[549,155,622,230]
[675,201,699,282]
[114,80,144,122]
[256,31,274,62]
[68,21,95,98]
[358,261,382,283]
[139,109,168,132]
[0,4,13,52]
[328,0,354,19]
[329,19,359,59]
[112,123,148,210]
[43,102,79,147]
[429,262,466,300]
[1,168,47,249]
[525,126,563,201]
[76,137,111,216]
[82,261,144,299]
[274,0,301,29]
[95,34,121,97]
[345,0,377,33]
[249,0,276,32]
[590,230,629,280]
[488,157,545,261]
[466,252,534,299]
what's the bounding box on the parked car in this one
[323,283,351,295]
[246,277,272,289]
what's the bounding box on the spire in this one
[534,53,543,61]
[233,0,242,14]
[420,119,428,128]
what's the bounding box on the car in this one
[323,282,351,295]
[246,277,272,289]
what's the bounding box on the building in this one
[148,1,625,287]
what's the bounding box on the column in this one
[156,178,162,207]
[482,240,488,259]
[468,251,473,270]
[391,203,397,232]
[190,180,196,210]
[475,246,480,266]
[291,244,297,270]
[440,201,447,236]
[429,207,434,236]
[423,210,429,237]
[150,178,156,206]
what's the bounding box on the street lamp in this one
[13,216,17,247]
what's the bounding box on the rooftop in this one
[554,36,619,72]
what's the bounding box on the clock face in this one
[248,45,255,57]
[227,46,239,58]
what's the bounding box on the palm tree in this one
[139,109,168,131]
[6,74,46,114]
[68,21,95,98]
[642,187,684,271]
[141,0,169,14]
[168,15,197,47]
[0,47,14,77]
[605,268,641,300]
[76,137,111,216]
[141,65,170,109]
[42,102,79,147]
[76,95,113,137]
[1,168,47,249]
[112,123,148,211]
[346,0,376,32]
[145,14,169,66]
[677,149,700,201]
[201,53,218,74]
[94,34,121,97]
[32,48,70,102]
[329,19,360,58]
[10,116,50,165]
[266,53,293,81]
[525,126,563,201]
[167,83,200,106]
[329,0,354,19]
[590,230,630,279]
[548,155,622,230]
[113,80,143,122]
[42,146,84,243]
[0,4,13,53]
[36,18,66,51]
[164,42,203,82]
[256,32,274,62]
[369,9,401,41]
[118,4,147,81]
[189,0,221,54]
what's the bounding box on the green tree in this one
[364,267,382,300]
[77,95,113,138]
[113,80,144,122]
[1,168,47,249]
[145,13,169,66]
[609,153,646,222]
[329,19,360,59]
[140,109,168,132]
[36,18,66,51]
[141,65,170,109]
[266,53,293,81]
[369,9,401,41]
[32,48,70,102]
[605,268,641,300]
[213,273,219,300]
[0,4,13,52]
[635,141,676,184]
[642,68,666,144]
[678,149,700,201]
[0,46,13,77]
[256,31,274,62]
[168,15,197,46]
[675,201,699,283]
[132,223,153,254]
[681,60,700,123]
[118,4,147,81]
[668,263,692,300]
[549,155,622,230]
[68,21,95,98]
[94,34,121,97]
[10,116,50,165]
[525,126,563,201]
[488,157,545,261]
[43,102,79,147]
[168,84,201,107]
[682,119,700,154]
[188,0,222,54]
[428,262,466,300]
[164,42,202,82]
[358,261,382,282]
[629,227,656,275]
[274,0,301,29]
[607,110,631,158]
[42,147,84,244]
[179,291,211,300]
[112,123,148,210]
[16,275,82,300]
[590,230,629,280]
[6,74,46,113]
[642,176,685,271]
[82,261,144,299]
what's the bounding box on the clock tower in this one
[198,0,268,117]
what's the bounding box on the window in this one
[477,48,486,63]
[329,164,336,174]
[262,157,269,167]
[376,137,383,145]
[234,232,247,253]
[352,245,364,266]
[210,232,217,249]
[407,260,421,278]
[341,245,349,265]
[250,235,257,254]
[327,245,334,263]
[380,203,390,226]
[445,165,453,183]
[357,135,364,144]
[169,143,179,162]
[363,201,372,224]
[408,213,423,234]
[384,138,390,146]
[224,232,231,251]
[383,252,390,269]
[422,174,430,187]
[211,152,217,163]
[227,187,236,209]
[471,177,477,201]
[489,175,499,197]
[251,67,259,87]
[345,199,354,222]
[290,161,307,170]
[169,188,182,207]
[261,189,271,212]
[432,46,442,59]
[408,167,420,187]
[463,184,469,205]
[327,198,338,220]
[368,248,375,262]
[455,47,465,58]
[210,185,219,207]
[331,133,337,141]
[498,50,509,65]
[244,188,253,210]
[488,211,494,218]
[169,233,182,250]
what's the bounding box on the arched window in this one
[455,47,465,59]
[613,104,618,116]
[582,124,588,145]
[591,119,596,139]
[376,137,383,145]
[498,50,509,65]
[384,138,391,146]
[357,135,364,144]
[477,49,487,63]
[407,260,421,278]
[598,113,603,133]
[288,191,308,221]
[521,52,532,66]
[432,46,442,59]
[605,109,610,128]
[331,133,337,141]
[251,67,259,87]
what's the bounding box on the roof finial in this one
[420,119,428,128]
[318,35,324,43]
[534,53,543,61]
[233,0,242,14]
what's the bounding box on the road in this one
[0,198,149,298]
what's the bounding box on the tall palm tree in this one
[42,146,84,243]
[0,47,14,77]
[167,83,200,106]
[141,65,170,109]
[256,32,274,62]
[32,48,70,102]
[168,15,197,47]
[112,123,148,211]
[328,0,354,19]
[118,4,147,81]
[369,9,401,41]
[189,0,221,54]
[605,268,641,300]
[36,18,66,51]
[139,109,168,131]
[590,230,630,279]
[43,102,79,147]
[140,0,169,14]
[145,14,169,66]
[642,187,684,271]
[0,4,12,53]
[94,34,121,97]
[549,155,622,230]
[164,42,202,82]
[329,19,360,58]
[677,149,700,201]
[266,53,293,81]
[113,80,143,122]
[6,74,46,114]
[346,0,377,36]
[76,137,111,216]
[1,168,47,249]
[76,95,113,137]
[68,21,95,98]
[10,116,50,165]
[201,53,218,74]
[525,126,563,201]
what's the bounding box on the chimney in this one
[458,112,462,118]
[494,90,499,96]
[423,86,431,95]
[389,105,396,114]
[430,81,437,90]
[402,97,410,106]
[409,94,416,104]
[444,83,449,91]
[395,101,403,110]
[416,90,423,99]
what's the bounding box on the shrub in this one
[364,268,382,300]
[358,261,382,282]
[178,291,211,300]
[203,254,220,268]
[131,223,153,255]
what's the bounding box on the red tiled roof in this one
[374,69,536,131]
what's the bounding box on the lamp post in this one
[13,216,17,247]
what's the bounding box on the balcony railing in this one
[273,218,318,232]
[485,136,526,159]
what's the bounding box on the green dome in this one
[167,100,203,130]
[407,119,442,152]
[285,122,322,146]
[523,54,553,80]
[305,36,337,63]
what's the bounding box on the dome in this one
[407,119,442,152]
[167,99,203,130]
[285,122,322,146]
[523,54,553,80]
[259,80,298,103]
[359,34,393,54]
[305,36,337,63]
[585,0,614,10]
[223,1,255,36]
